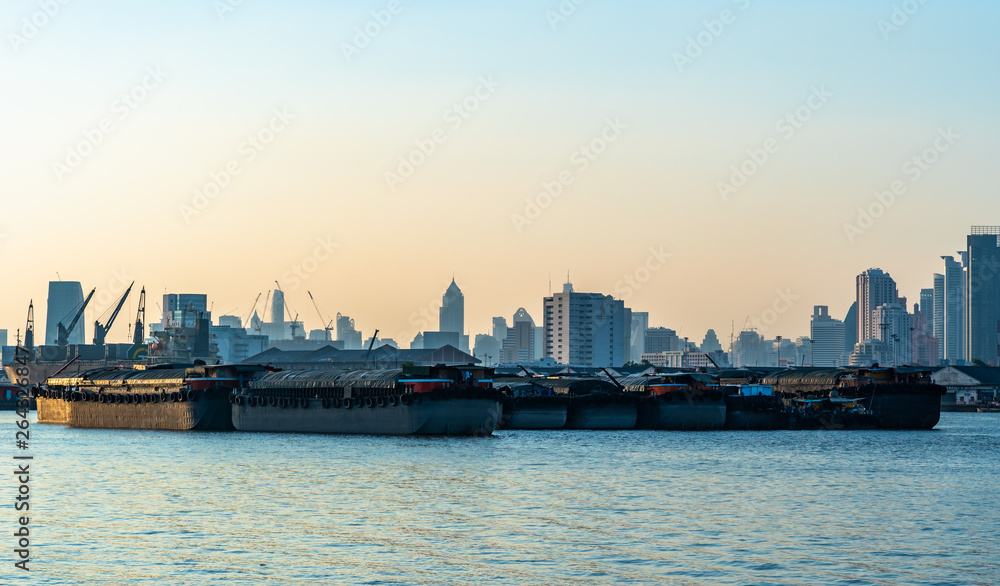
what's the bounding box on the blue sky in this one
[2,0,998,345]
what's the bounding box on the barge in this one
[36,364,265,430]
[232,365,502,435]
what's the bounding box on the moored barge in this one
[232,365,502,435]
[37,364,265,430]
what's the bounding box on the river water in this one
[3,412,997,585]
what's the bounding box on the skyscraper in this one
[810,306,845,367]
[162,293,210,328]
[933,273,945,359]
[271,289,285,325]
[439,279,464,334]
[856,269,899,342]
[629,311,649,362]
[966,227,1000,365]
[919,288,935,337]
[45,281,86,345]
[501,308,536,364]
[843,302,857,354]
[543,281,630,367]
[872,303,911,366]
[941,255,965,363]
[701,329,723,354]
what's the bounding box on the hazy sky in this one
[2,0,998,348]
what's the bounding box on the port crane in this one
[133,287,146,345]
[307,291,334,341]
[93,282,134,345]
[57,288,96,347]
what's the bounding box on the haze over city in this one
[3,0,998,347]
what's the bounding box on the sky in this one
[1,0,998,348]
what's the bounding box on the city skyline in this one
[3,1,998,352]
[4,229,998,355]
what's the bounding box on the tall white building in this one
[872,303,912,366]
[810,306,846,367]
[857,268,899,343]
[543,281,630,367]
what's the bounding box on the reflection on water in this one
[8,413,999,585]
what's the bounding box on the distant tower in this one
[810,306,846,367]
[271,289,285,324]
[856,269,899,343]
[941,255,966,363]
[45,281,85,345]
[439,279,464,334]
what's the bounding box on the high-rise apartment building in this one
[966,227,1000,365]
[543,282,630,367]
[856,268,899,343]
[810,306,845,367]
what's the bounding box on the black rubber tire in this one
[321,398,330,409]
[300,398,309,409]
[400,394,411,405]
[365,397,375,408]
[333,398,342,408]
[268,397,277,407]
[278,398,287,409]
[343,398,353,409]
[376,397,387,408]
[389,395,398,406]
[235,396,243,406]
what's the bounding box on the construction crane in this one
[242,292,262,330]
[57,288,95,347]
[365,329,380,368]
[133,287,146,346]
[274,280,301,339]
[258,290,272,333]
[307,291,334,341]
[93,282,134,345]
[23,300,34,350]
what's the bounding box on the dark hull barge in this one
[233,366,502,436]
